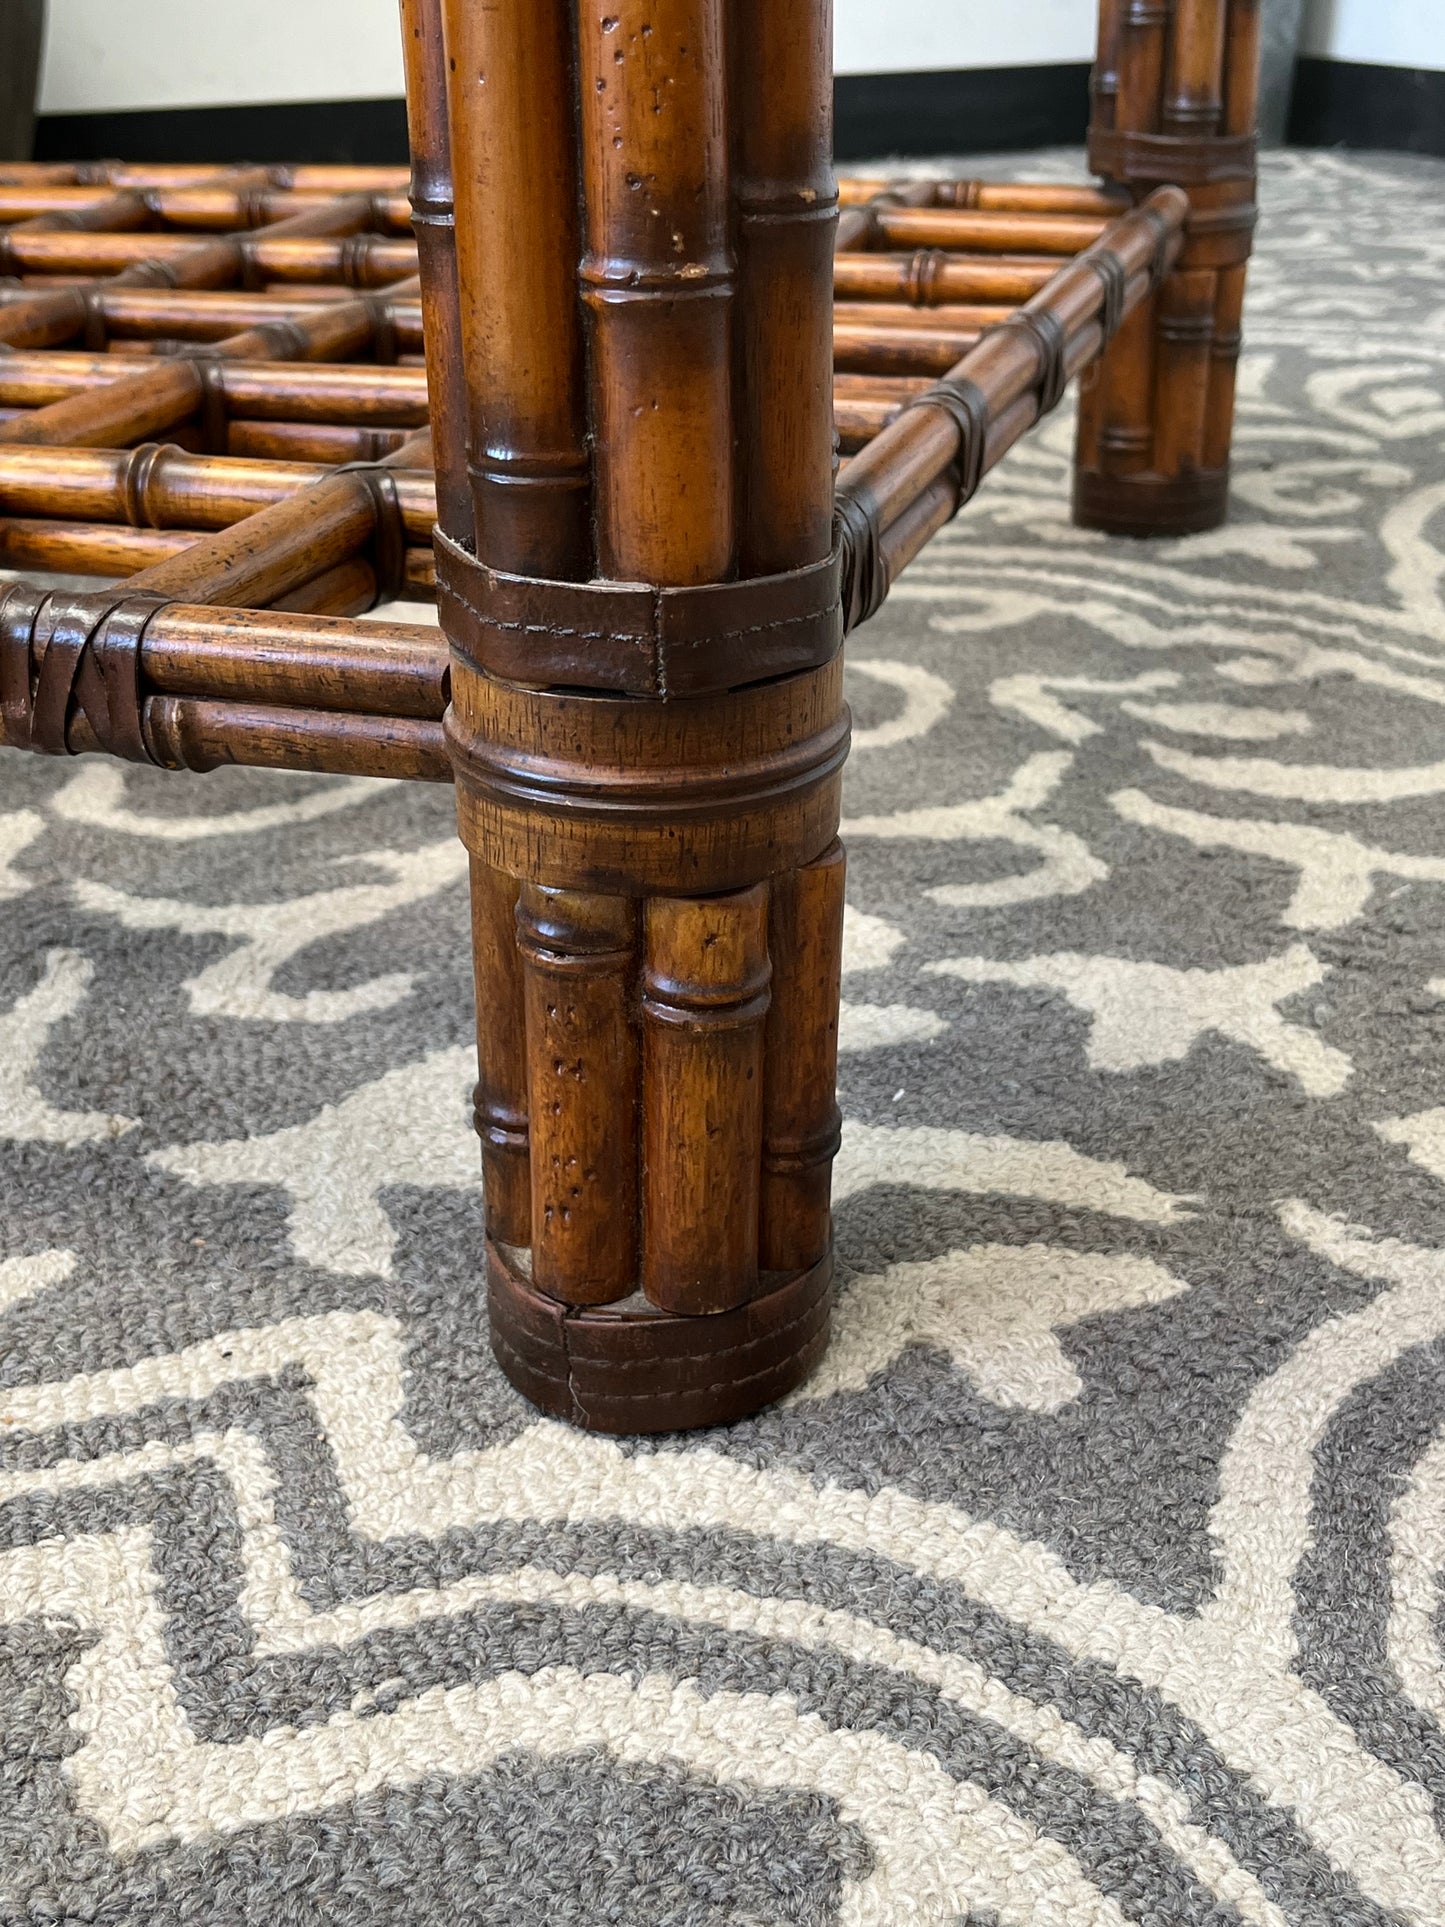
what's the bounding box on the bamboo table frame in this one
[0,0,1260,1431]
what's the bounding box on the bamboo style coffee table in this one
[0,0,1261,1430]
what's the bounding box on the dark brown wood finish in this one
[760,840,846,1274]
[516,886,640,1307]
[398,0,468,542]
[443,0,591,579]
[467,860,531,1248]
[577,0,734,585]
[440,0,597,1264]
[1074,0,1261,534]
[431,0,853,1424]
[641,886,770,1315]
[730,0,837,577]
[0,0,1264,1432]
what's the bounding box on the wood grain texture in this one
[399,0,469,542]
[641,886,770,1315]
[577,0,734,584]
[760,840,845,1274]
[447,657,849,899]
[730,0,836,575]
[444,0,590,578]
[516,886,639,1307]
[0,0,1248,1432]
[1075,0,1259,536]
[469,859,531,1249]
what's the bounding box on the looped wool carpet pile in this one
[4,148,1445,1923]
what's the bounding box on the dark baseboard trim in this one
[1288,57,1445,158]
[834,64,1091,159]
[30,58,1445,170]
[32,68,1093,171]
[33,97,410,168]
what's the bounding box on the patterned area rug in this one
[4,147,1445,1924]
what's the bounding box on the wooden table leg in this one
[421,0,845,1431]
[1074,0,1261,536]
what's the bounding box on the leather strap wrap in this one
[337,233,374,288]
[836,372,990,636]
[1135,202,1175,289]
[81,286,108,353]
[0,583,168,762]
[364,293,399,364]
[235,185,271,229]
[125,257,181,292]
[1083,248,1129,344]
[833,483,886,636]
[237,235,266,292]
[435,527,843,699]
[905,374,990,507]
[250,318,311,362]
[986,308,1070,415]
[331,461,406,606]
[192,356,230,453]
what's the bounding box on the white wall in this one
[38,0,404,114]
[833,0,1095,74]
[37,0,1097,116]
[36,0,1442,119]
[1302,0,1445,72]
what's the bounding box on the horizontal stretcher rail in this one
[0,189,1188,788]
[1,168,1113,213]
[0,187,416,231]
[0,162,413,191]
[834,187,1188,628]
[6,232,1095,303]
[0,354,435,420]
[0,518,437,600]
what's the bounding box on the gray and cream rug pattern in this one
[4,149,1445,1923]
